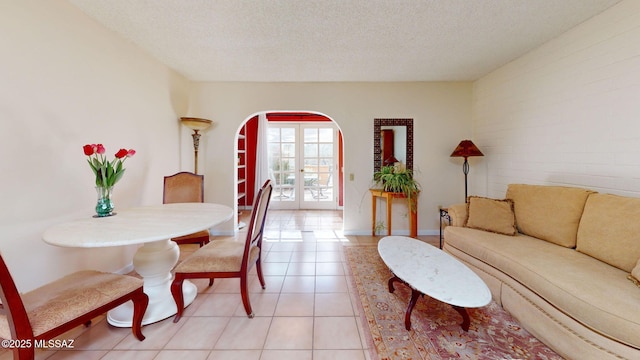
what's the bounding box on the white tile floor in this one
[3,210,438,360]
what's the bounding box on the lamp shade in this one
[180,117,213,131]
[450,140,483,159]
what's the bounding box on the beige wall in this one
[186,82,473,235]
[473,0,640,198]
[9,0,633,292]
[0,1,189,291]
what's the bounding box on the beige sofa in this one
[443,184,640,360]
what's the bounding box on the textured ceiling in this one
[68,0,621,82]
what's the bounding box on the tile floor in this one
[3,210,438,360]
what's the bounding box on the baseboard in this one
[342,229,439,236]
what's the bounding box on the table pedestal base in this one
[108,239,197,327]
[388,274,470,332]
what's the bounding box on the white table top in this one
[43,203,233,248]
[378,236,491,308]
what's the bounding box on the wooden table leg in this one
[371,193,377,236]
[386,193,392,236]
[387,275,471,332]
[386,274,421,331]
[452,305,471,331]
[387,275,402,293]
[409,198,417,238]
[405,289,421,330]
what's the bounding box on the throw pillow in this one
[464,196,517,236]
[577,193,640,272]
[628,258,640,288]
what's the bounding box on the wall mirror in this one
[373,118,413,172]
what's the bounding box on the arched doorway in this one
[235,111,344,229]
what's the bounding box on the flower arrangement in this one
[83,144,136,188]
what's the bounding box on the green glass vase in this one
[95,186,115,217]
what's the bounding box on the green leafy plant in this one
[372,166,421,210]
[374,220,386,235]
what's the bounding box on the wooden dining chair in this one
[0,253,148,360]
[171,180,273,322]
[163,171,211,247]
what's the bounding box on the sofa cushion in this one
[464,196,517,236]
[577,193,640,272]
[506,184,594,248]
[446,204,468,227]
[445,226,640,349]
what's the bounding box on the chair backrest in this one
[243,180,273,265]
[163,172,204,204]
[0,253,33,341]
[320,172,332,186]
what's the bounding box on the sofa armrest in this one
[447,204,467,227]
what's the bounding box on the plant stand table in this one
[370,189,417,238]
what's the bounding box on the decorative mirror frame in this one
[373,118,413,172]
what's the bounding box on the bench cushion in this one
[0,271,142,338]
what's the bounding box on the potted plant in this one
[372,165,421,209]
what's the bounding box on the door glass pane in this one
[269,127,296,203]
[319,144,333,157]
[282,143,295,157]
[302,126,334,204]
[268,128,280,142]
[282,128,295,142]
[304,143,317,157]
[268,143,280,156]
[303,158,318,172]
[304,128,318,142]
[319,128,333,142]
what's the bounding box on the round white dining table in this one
[42,203,233,327]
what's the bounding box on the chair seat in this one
[174,240,259,273]
[171,180,272,322]
[0,270,143,338]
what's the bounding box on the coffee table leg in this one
[452,305,470,331]
[404,289,421,330]
[386,274,423,331]
[388,275,403,293]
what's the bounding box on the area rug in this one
[345,245,564,360]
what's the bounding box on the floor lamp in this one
[450,140,483,202]
[180,117,213,174]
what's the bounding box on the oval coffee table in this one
[378,236,491,331]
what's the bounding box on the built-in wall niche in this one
[373,118,413,172]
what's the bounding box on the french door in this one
[268,123,338,210]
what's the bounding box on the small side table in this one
[439,207,451,249]
[370,189,418,238]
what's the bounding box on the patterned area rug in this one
[345,245,563,360]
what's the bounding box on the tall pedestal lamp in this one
[180,117,213,174]
[450,140,483,202]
